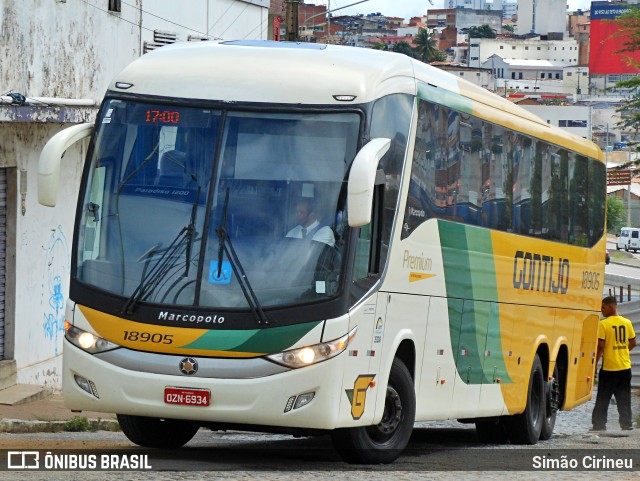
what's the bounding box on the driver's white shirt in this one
[286,220,335,246]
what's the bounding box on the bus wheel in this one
[475,418,509,444]
[331,358,415,464]
[504,354,545,445]
[540,364,561,440]
[117,414,199,448]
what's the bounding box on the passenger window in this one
[352,223,371,281]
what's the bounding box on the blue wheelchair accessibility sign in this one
[209,260,232,284]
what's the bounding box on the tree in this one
[612,7,640,143]
[468,24,497,39]
[392,41,415,58]
[413,28,446,63]
[371,41,388,50]
[607,195,626,232]
[502,24,514,34]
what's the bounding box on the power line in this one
[119,0,209,37]
[78,0,156,34]
[242,15,268,40]
[80,0,265,43]
[207,0,244,35]
[218,2,252,38]
[79,0,215,37]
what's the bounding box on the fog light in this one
[74,374,91,394]
[284,395,296,413]
[74,374,99,398]
[293,392,315,410]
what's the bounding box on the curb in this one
[0,418,120,434]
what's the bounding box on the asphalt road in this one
[0,388,638,478]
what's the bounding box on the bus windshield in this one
[76,99,360,311]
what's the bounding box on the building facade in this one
[469,37,580,68]
[516,0,569,36]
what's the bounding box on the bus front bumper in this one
[62,339,346,430]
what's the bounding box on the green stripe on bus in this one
[417,81,474,115]
[182,321,322,354]
[439,220,512,384]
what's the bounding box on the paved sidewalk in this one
[0,391,118,433]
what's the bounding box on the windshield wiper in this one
[120,162,201,313]
[216,188,269,325]
[184,182,200,277]
[122,225,198,314]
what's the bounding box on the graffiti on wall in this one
[42,225,70,356]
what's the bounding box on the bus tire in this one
[331,358,415,464]
[117,414,199,448]
[540,364,561,440]
[504,354,545,445]
[475,418,509,444]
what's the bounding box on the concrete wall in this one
[0,123,86,387]
[1,1,138,100]
[140,0,268,42]
[1,0,268,101]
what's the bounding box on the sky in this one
[327,0,595,22]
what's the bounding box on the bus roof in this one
[110,40,416,105]
[109,40,602,160]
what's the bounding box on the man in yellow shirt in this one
[591,296,637,431]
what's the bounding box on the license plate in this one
[164,387,211,407]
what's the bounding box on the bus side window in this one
[352,180,384,281]
[352,223,372,280]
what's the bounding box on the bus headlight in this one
[65,321,119,354]
[266,328,356,368]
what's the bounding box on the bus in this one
[38,40,606,464]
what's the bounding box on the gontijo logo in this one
[512,250,570,294]
[345,374,376,420]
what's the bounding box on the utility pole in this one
[327,0,331,44]
[576,67,582,95]
[628,147,632,227]
[286,0,300,42]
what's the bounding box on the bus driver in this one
[286,198,335,247]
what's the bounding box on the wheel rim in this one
[366,385,403,444]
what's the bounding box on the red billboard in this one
[589,2,640,75]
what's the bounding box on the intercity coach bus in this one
[38,41,606,463]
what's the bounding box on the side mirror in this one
[38,123,93,207]
[347,138,391,227]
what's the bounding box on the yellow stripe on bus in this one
[77,305,264,357]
